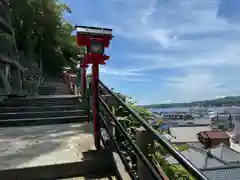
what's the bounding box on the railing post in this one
[136,127,156,180]
[102,95,116,150]
[102,95,116,137]
[65,72,71,90]
[76,65,81,96]
[92,62,101,150]
[69,75,72,91]
[87,80,92,122]
[81,64,88,99]
[111,106,116,136]
[72,76,76,95]
[20,71,24,91]
[70,75,73,91]
[63,73,67,84]
[136,127,169,180]
[107,106,116,150]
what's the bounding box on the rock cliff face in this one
[18,52,41,95]
[0,1,41,96]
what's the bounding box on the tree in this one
[9,0,80,76]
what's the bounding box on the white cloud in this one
[99,66,142,76]
[86,65,142,77]
[108,76,149,83]
[65,0,240,103]
[215,96,226,99]
[143,67,240,104]
[140,0,157,24]
[165,73,227,102]
[105,0,231,47]
[106,0,240,102]
[128,42,240,71]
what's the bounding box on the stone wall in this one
[0,0,26,96]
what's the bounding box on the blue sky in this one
[61,0,240,105]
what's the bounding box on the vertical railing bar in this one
[99,114,138,180]
[98,121,123,180]
[99,97,164,180]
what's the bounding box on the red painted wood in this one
[92,63,100,149]
[81,67,87,98]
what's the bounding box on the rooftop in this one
[166,143,240,179]
[202,166,240,180]
[224,107,240,114]
[198,131,230,139]
[210,143,240,164]
[226,131,240,154]
[165,147,226,169]
[163,126,212,143]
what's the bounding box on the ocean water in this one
[148,107,191,113]
[148,107,226,113]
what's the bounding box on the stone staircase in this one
[0,79,119,180]
[38,78,73,95]
[0,95,88,127]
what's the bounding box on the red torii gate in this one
[75,25,113,149]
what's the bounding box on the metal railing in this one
[62,69,209,180]
[96,80,209,180]
[99,96,163,179]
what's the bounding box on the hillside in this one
[142,96,240,108]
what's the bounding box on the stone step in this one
[2,100,81,107]
[38,85,72,95]
[3,96,82,106]
[5,95,81,101]
[0,105,85,113]
[61,176,117,179]
[40,83,67,86]
[1,96,87,112]
[0,115,89,127]
[0,150,116,180]
[0,110,87,119]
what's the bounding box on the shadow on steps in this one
[0,149,118,180]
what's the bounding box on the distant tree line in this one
[142,96,240,108]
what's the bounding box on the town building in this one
[231,115,240,142]
[210,112,233,130]
[197,131,230,148]
[166,143,240,180]
[162,125,212,144]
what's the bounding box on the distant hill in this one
[142,96,240,108]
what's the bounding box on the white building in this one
[219,107,240,141]
[210,113,232,130]
[210,107,240,131]
[232,115,240,140]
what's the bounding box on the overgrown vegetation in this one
[154,150,194,180]
[9,0,81,76]
[112,92,193,179]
